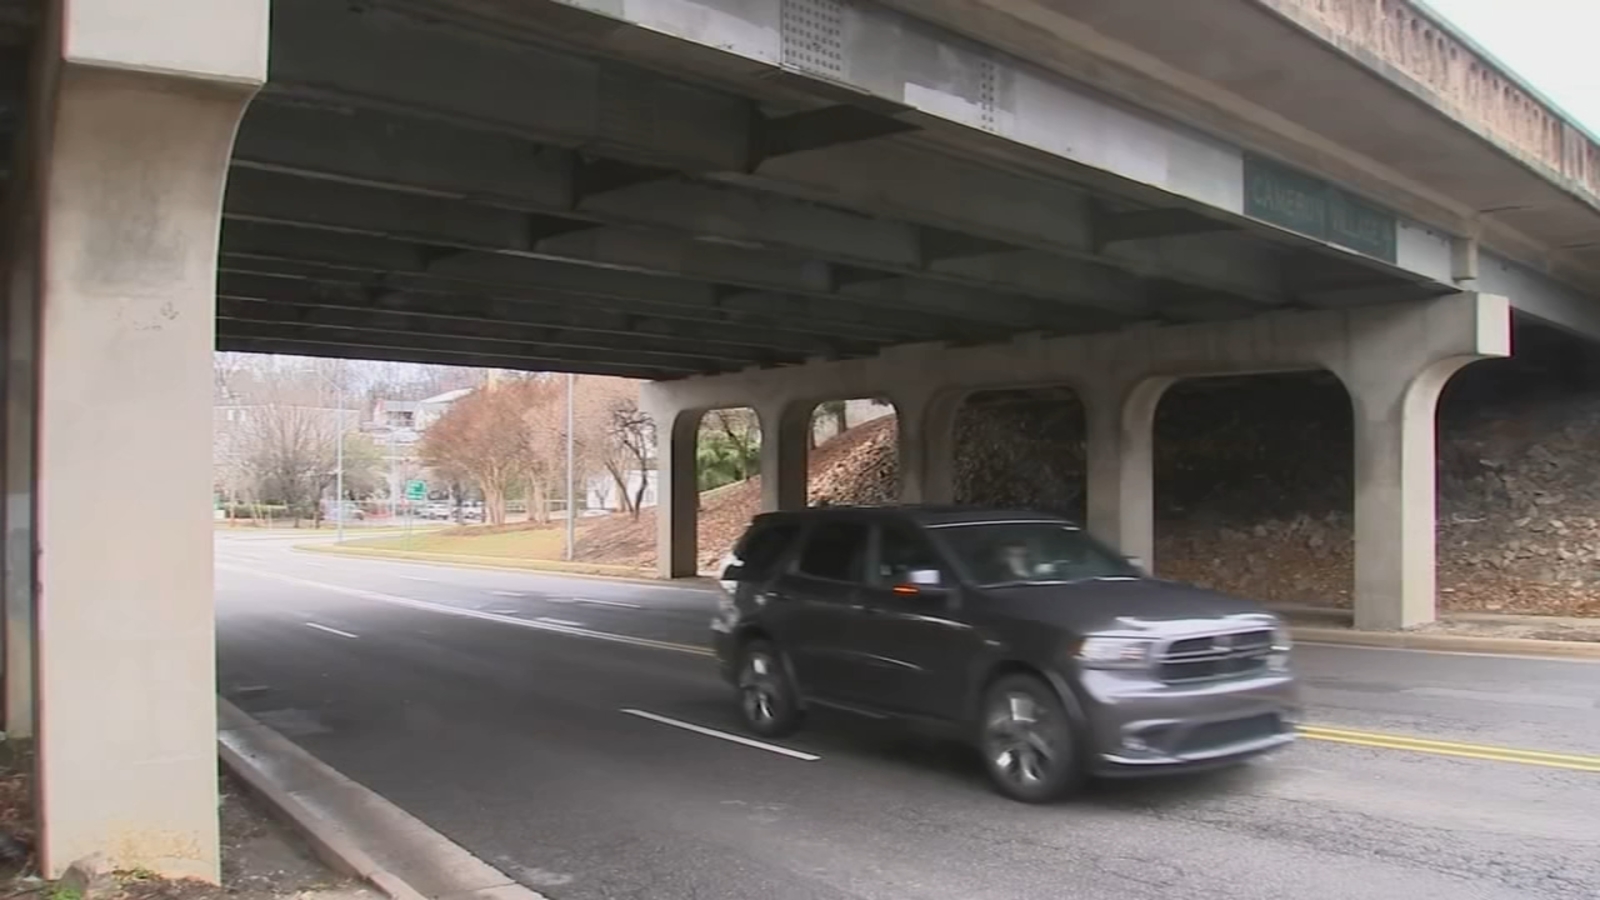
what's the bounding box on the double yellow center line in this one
[1297,725,1600,773]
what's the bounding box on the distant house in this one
[369,387,473,446]
[586,470,657,513]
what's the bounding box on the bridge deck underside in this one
[11,0,1448,379]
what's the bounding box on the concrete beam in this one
[268,0,755,172]
[218,316,716,375]
[233,99,578,210]
[1478,250,1600,342]
[218,336,683,380]
[727,143,1291,303]
[214,271,862,360]
[639,293,1507,414]
[214,295,792,367]
[217,222,946,346]
[1093,207,1237,246]
[228,104,1162,315]
[224,167,555,251]
[220,319,710,375]
[222,172,1078,332]
[839,278,1135,334]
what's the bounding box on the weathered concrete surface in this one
[17,0,267,881]
[869,0,1600,292]
[644,293,1511,629]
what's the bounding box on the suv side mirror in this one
[720,562,746,581]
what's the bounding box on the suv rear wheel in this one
[979,674,1083,803]
[737,640,803,738]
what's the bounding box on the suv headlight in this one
[1075,636,1156,669]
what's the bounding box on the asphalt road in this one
[215,535,1600,900]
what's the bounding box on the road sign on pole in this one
[405,480,427,502]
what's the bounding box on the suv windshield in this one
[934,521,1137,587]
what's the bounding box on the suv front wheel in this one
[737,639,803,738]
[978,674,1083,803]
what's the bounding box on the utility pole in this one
[565,372,576,561]
[334,396,346,545]
[387,426,398,520]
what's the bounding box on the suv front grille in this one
[1158,629,1276,683]
[1172,713,1285,755]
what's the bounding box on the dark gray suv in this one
[711,506,1300,802]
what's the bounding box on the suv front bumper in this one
[1076,668,1300,776]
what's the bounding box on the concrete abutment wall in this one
[643,293,1512,630]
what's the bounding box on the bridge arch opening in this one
[1150,372,1355,610]
[688,405,763,572]
[1433,317,1600,617]
[951,386,1088,519]
[804,396,901,508]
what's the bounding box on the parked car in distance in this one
[711,506,1299,803]
[421,502,454,520]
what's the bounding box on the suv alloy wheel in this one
[978,674,1083,802]
[737,640,803,738]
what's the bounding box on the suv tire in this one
[737,640,803,738]
[978,673,1083,803]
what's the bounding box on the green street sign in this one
[405,480,427,501]
[1243,155,1397,263]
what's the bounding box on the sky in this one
[1424,0,1600,134]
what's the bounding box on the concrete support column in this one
[1082,378,1168,569]
[896,389,960,504]
[653,408,701,578]
[1328,294,1510,630]
[757,400,808,512]
[17,0,266,880]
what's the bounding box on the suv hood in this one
[978,578,1273,634]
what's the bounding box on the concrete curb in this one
[1291,626,1600,660]
[218,700,548,900]
[296,543,715,590]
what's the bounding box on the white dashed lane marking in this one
[620,709,820,761]
[305,622,359,639]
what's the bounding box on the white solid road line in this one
[219,564,713,657]
[620,709,820,761]
[545,596,643,609]
[491,590,525,598]
[305,622,359,639]
[536,617,586,628]
[575,597,643,609]
[399,575,438,583]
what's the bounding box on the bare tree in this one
[240,400,339,525]
[606,399,656,517]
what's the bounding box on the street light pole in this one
[565,372,576,561]
[335,401,346,545]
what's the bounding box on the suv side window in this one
[734,522,800,580]
[796,520,869,583]
[876,523,947,586]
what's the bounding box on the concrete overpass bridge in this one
[1,0,1598,883]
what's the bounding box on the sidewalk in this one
[1276,604,1600,659]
